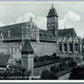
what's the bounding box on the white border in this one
[0,1,84,82]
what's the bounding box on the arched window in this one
[75,43,78,52]
[59,43,62,52]
[64,43,67,52]
[69,43,73,52]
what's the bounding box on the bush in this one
[68,60,77,67]
[41,69,58,79]
[69,65,84,79]
[50,65,60,73]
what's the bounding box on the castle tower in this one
[47,4,58,37]
[21,39,34,76]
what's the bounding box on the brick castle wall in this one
[31,42,57,56]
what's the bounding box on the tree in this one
[41,69,58,79]
[69,65,84,79]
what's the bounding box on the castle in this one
[0,5,82,76]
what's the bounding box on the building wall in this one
[0,42,22,59]
[31,42,57,56]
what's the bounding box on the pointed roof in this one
[47,4,58,17]
[21,39,33,54]
[58,28,77,38]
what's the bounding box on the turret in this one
[47,4,58,37]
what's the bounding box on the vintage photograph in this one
[0,2,83,80]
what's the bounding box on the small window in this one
[40,34,42,36]
[45,34,47,37]
[52,20,54,22]
[50,35,52,38]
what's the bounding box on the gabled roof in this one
[58,28,77,38]
[47,7,58,17]
[21,39,33,54]
[0,22,30,41]
[0,54,10,67]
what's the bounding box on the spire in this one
[52,3,53,9]
[47,4,58,17]
[30,16,32,22]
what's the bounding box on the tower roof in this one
[47,4,58,17]
[21,39,33,54]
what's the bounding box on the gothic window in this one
[59,43,62,52]
[69,43,73,52]
[52,24,54,26]
[45,34,47,37]
[52,19,54,22]
[48,24,50,27]
[64,43,67,52]
[75,43,78,51]
[40,34,42,36]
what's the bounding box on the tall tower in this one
[21,39,34,76]
[47,4,58,37]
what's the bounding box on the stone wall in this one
[31,42,57,56]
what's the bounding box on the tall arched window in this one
[75,43,78,52]
[59,43,62,52]
[69,43,73,52]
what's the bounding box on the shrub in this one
[41,69,58,79]
[69,65,84,79]
[50,65,60,73]
[68,60,77,67]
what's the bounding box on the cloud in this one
[35,16,47,30]
[16,13,35,23]
[58,19,64,29]
[64,11,80,22]
[59,11,80,29]
[16,13,47,30]
[0,22,5,27]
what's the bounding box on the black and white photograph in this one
[0,2,83,80]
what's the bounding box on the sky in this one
[0,2,84,37]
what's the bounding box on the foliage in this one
[34,53,61,63]
[41,69,58,79]
[69,65,84,79]
[0,59,31,79]
[50,65,60,73]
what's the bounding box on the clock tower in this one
[47,4,58,37]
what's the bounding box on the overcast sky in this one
[0,2,84,37]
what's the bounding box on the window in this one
[45,34,47,37]
[75,43,78,51]
[50,35,52,38]
[52,19,54,22]
[64,43,67,52]
[69,43,73,51]
[59,43,62,52]
[52,24,54,26]
[40,34,42,36]
[48,24,50,27]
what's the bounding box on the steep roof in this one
[47,7,58,17]
[58,28,77,38]
[21,39,33,54]
[0,54,10,67]
[0,22,56,43]
[0,22,30,41]
[39,29,56,42]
